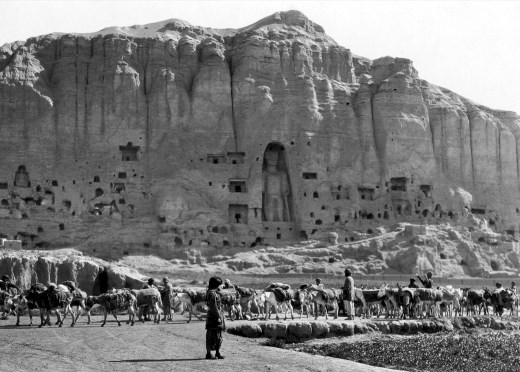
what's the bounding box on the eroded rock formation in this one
[0,252,146,294]
[0,10,519,255]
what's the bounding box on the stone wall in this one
[227,316,520,341]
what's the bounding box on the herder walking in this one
[206,276,225,360]
[416,271,433,288]
[342,268,355,320]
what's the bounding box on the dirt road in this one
[0,313,397,371]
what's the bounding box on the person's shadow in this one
[109,358,206,363]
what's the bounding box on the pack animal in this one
[234,286,261,319]
[413,288,443,318]
[174,288,206,323]
[60,281,90,324]
[130,288,163,323]
[486,288,517,317]
[263,284,301,321]
[6,284,48,326]
[464,288,488,315]
[86,290,137,326]
[219,288,242,320]
[303,285,339,320]
[25,284,75,327]
[439,286,462,317]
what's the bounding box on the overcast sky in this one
[1,0,519,114]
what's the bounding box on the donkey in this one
[264,287,303,321]
[86,290,137,326]
[25,285,75,327]
[302,285,339,320]
[175,288,207,323]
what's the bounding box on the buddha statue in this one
[262,150,292,222]
[14,166,30,188]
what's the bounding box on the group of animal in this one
[0,281,516,328]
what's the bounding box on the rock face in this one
[0,10,519,256]
[0,252,146,294]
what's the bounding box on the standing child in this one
[206,276,225,360]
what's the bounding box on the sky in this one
[1,0,519,114]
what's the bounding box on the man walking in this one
[342,268,355,320]
[416,271,433,288]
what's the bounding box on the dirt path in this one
[0,314,398,371]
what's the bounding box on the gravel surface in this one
[0,314,394,371]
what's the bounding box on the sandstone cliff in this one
[0,10,519,276]
[0,250,146,294]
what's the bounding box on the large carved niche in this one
[262,143,294,222]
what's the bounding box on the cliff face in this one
[0,10,519,253]
[0,251,146,294]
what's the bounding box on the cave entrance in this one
[390,177,407,192]
[119,142,140,161]
[229,204,248,224]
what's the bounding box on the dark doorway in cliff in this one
[229,180,247,193]
[229,204,248,224]
[227,152,245,164]
[390,177,407,191]
[420,185,432,197]
[261,142,294,222]
[111,183,125,193]
[120,142,140,161]
[207,154,225,164]
[93,267,109,295]
[358,187,374,201]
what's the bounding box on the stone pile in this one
[227,316,520,341]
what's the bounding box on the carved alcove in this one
[261,143,294,222]
[120,142,140,161]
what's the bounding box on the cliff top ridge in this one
[3,10,336,47]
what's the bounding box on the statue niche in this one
[14,165,30,188]
[262,143,293,222]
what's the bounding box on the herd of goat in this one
[0,280,517,328]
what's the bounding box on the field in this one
[293,330,520,372]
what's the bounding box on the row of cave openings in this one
[302,177,432,202]
[4,143,141,188]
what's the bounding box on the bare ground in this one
[0,313,397,372]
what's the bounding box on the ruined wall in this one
[0,10,519,252]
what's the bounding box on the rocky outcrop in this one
[0,251,146,293]
[122,222,520,278]
[0,10,519,259]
